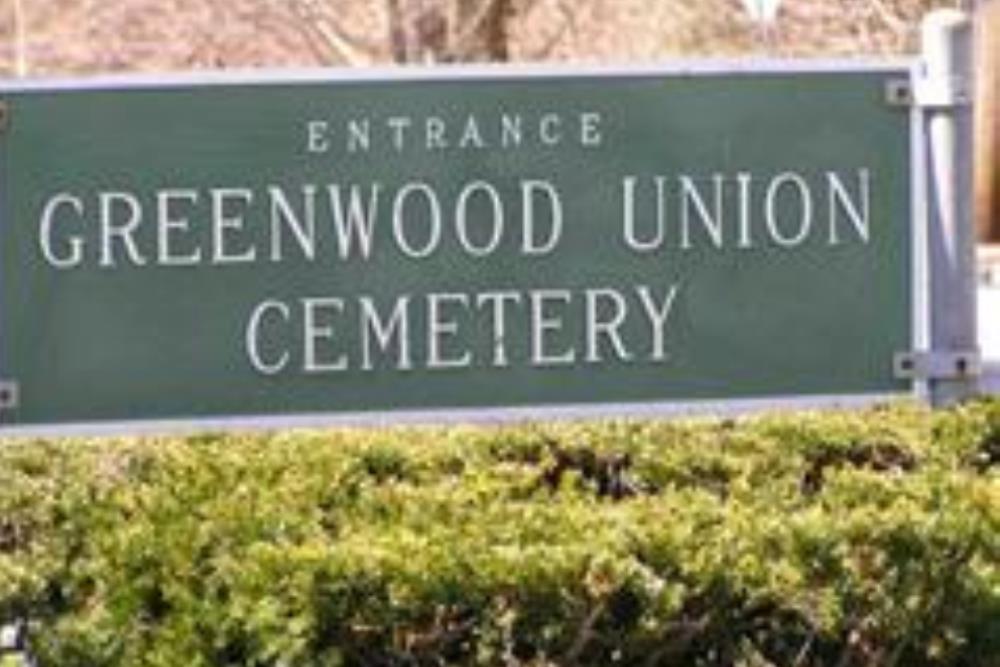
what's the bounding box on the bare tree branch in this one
[289,14,347,63]
[269,0,587,66]
[451,0,501,54]
[528,0,581,59]
[563,600,607,664]
[308,17,373,64]
[301,0,383,52]
[446,0,461,57]
[265,0,377,65]
[293,0,377,64]
[867,0,909,35]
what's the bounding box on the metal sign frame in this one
[0,57,947,437]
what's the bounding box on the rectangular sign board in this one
[0,63,917,431]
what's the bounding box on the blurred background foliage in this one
[0,0,954,77]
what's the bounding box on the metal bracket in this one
[883,75,971,109]
[0,381,18,410]
[893,350,981,380]
[913,73,972,109]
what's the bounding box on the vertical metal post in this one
[922,10,980,405]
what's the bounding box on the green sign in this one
[0,65,915,429]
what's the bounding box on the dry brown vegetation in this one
[0,0,952,78]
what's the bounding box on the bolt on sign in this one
[0,64,919,432]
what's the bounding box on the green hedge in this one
[1,400,999,666]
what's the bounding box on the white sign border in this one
[0,57,915,91]
[0,58,924,438]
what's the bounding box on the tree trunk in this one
[385,0,413,62]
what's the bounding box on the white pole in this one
[923,10,980,405]
[13,0,27,77]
